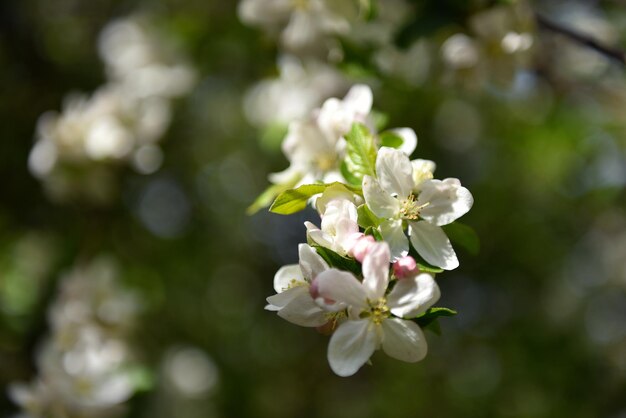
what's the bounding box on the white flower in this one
[362,147,473,269]
[314,242,440,376]
[269,84,374,185]
[265,244,332,327]
[305,189,360,256]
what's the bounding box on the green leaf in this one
[341,160,362,187]
[363,226,383,241]
[247,181,296,215]
[379,131,404,149]
[442,221,480,256]
[343,123,377,185]
[357,204,382,229]
[313,246,362,277]
[411,307,457,329]
[269,182,361,215]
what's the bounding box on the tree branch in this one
[535,13,626,66]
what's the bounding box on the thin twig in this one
[535,13,626,66]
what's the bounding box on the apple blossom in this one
[362,147,473,269]
[313,242,440,376]
[265,244,335,327]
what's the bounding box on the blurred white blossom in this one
[243,55,347,128]
[9,257,145,417]
[238,0,357,55]
[29,16,195,204]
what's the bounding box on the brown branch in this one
[535,13,626,66]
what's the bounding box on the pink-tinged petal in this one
[298,244,329,281]
[315,269,368,310]
[376,147,415,198]
[273,264,303,293]
[390,128,417,156]
[388,273,440,318]
[266,285,308,310]
[362,242,390,300]
[379,219,409,260]
[328,319,378,377]
[409,221,459,270]
[362,176,400,219]
[381,318,427,363]
[277,289,328,327]
[349,235,376,263]
[416,178,473,226]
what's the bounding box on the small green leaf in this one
[270,182,361,215]
[357,204,382,229]
[442,221,480,256]
[363,226,383,241]
[247,181,297,215]
[411,307,457,329]
[379,131,404,149]
[341,160,362,187]
[314,246,362,277]
[343,123,377,185]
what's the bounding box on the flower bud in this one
[393,256,419,279]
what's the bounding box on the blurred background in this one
[1,0,625,417]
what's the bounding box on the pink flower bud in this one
[350,235,377,263]
[393,256,419,279]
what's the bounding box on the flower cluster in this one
[9,257,146,417]
[255,85,474,376]
[28,16,195,203]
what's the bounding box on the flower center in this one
[315,153,336,172]
[361,298,390,324]
[283,278,306,291]
[399,194,429,220]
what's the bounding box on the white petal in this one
[306,222,335,252]
[411,159,436,189]
[343,84,373,116]
[266,286,308,310]
[379,219,409,260]
[273,264,303,293]
[315,269,368,310]
[376,147,415,198]
[315,184,359,215]
[328,319,378,376]
[299,244,329,280]
[388,273,441,318]
[381,318,427,363]
[409,221,459,270]
[277,289,328,327]
[416,178,473,226]
[362,175,400,219]
[335,218,360,254]
[391,128,417,156]
[361,242,390,300]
